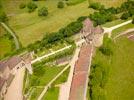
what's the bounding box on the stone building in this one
[81,18,104,46]
[0,55,33,99]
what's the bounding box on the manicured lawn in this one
[88,0,127,7]
[42,87,59,100]
[112,23,134,38]
[90,35,134,100]
[0,37,12,58]
[52,67,70,85]
[66,0,86,5]
[7,0,91,46]
[102,19,126,28]
[28,65,65,87]
[30,87,43,100]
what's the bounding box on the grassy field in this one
[90,35,134,100]
[0,36,13,58]
[102,19,126,28]
[7,0,91,46]
[112,23,134,38]
[42,87,59,100]
[2,0,127,46]
[88,0,127,8]
[0,26,15,59]
[66,0,86,5]
[52,67,70,85]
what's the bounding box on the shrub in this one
[132,18,134,24]
[89,2,104,10]
[27,2,37,13]
[0,11,8,22]
[38,7,48,16]
[19,3,26,9]
[57,1,64,8]
[99,46,113,56]
[121,12,130,20]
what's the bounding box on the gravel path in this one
[0,22,20,49]
[4,67,25,100]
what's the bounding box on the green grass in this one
[52,67,70,85]
[42,87,59,100]
[90,35,134,100]
[0,37,12,58]
[24,64,66,99]
[30,87,43,100]
[102,19,126,28]
[28,65,65,87]
[112,23,134,38]
[88,0,127,8]
[66,0,86,5]
[7,0,91,46]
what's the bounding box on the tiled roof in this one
[81,18,103,37]
[6,56,22,69]
[0,56,23,72]
[69,43,92,100]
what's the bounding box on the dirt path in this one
[4,67,25,100]
[0,22,20,49]
[37,64,70,100]
[31,45,72,64]
[113,28,134,39]
[103,20,132,37]
[59,44,82,100]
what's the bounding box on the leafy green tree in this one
[120,12,130,20]
[132,18,134,24]
[89,2,104,10]
[0,11,8,22]
[19,3,26,9]
[38,7,48,16]
[27,2,37,13]
[57,1,64,8]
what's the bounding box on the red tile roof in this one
[81,18,103,38]
[69,43,92,100]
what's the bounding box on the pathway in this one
[114,28,134,39]
[4,67,25,100]
[32,45,72,64]
[103,20,132,37]
[0,22,20,49]
[58,45,81,100]
[37,64,70,100]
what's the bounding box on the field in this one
[112,23,134,38]
[2,0,127,46]
[42,87,59,100]
[0,26,15,59]
[102,19,126,28]
[5,0,91,46]
[88,0,127,8]
[89,35,134,100]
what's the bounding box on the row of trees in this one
[89,36,113,100]
[89,0,134,25]
[19,1,65,16]
[0,1,8,22]
[27,16,85,53]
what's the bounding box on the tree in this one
[38,7,48,16]
[89,2,104,10]
[120,12,130,20]
[27,2,37,13]
[0,11,8,22]
[19,3,26,9]
[132,18,134,24]
[57,1,64,8]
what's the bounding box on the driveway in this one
[4,67,25,100]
